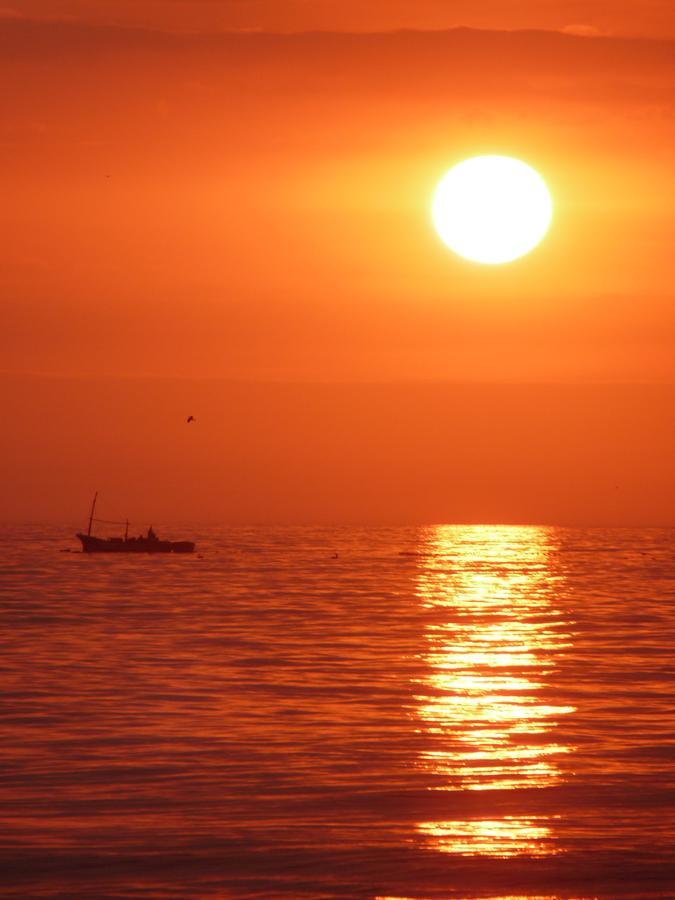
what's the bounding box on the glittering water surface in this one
[1,525,674,898]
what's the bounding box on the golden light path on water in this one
[413,526,576,858]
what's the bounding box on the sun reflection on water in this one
[417,816,559,857]
[414,525,575,856]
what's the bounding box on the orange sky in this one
[1,13,674,523]
[4,1,675,37]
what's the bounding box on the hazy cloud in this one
[562,23,605,37]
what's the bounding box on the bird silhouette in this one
[187,416,195,424]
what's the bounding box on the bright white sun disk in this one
[432,156,553,264]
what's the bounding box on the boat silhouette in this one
[76,493,195,554]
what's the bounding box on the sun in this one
[432,155,553,265]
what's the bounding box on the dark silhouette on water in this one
[76,493,195,554]
[187,415,195,423]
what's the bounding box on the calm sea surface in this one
[1,525,675,898]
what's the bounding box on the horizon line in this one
[2,17,673,46]
[3,372,675,388]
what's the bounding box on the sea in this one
[1,525,674,898]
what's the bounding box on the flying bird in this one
[187,416,195,424]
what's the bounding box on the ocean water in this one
[1,524,674,898]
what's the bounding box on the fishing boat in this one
[76,493,195,554]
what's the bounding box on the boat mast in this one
[87,492,98,536]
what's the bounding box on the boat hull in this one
[77,534,195,554]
